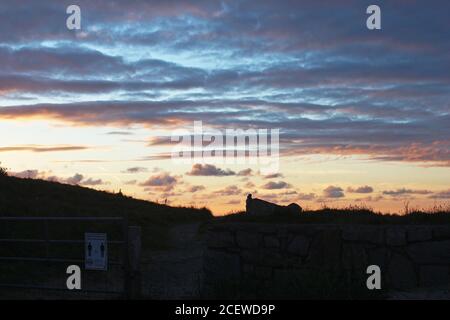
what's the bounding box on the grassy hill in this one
[0,174,212,249]
[218,208,450,224]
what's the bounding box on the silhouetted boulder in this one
[287,203,303,215]
[246,194,302,216]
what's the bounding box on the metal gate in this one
[0,216,141,299]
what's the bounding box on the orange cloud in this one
[0,144,89,153]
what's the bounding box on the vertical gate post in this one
[126,226,141,299]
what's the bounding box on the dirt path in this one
[141,223,205,299]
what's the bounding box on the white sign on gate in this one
[85,233,108,271]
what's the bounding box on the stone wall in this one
[203,223,450,297]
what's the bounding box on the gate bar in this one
[0,217,124,221]
[0,256,122,265]
[0,238,124,244]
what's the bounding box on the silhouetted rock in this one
[245,194,302,216]
[287,203,302,215]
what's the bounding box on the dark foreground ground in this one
[0,175,449,299]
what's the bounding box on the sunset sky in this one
[1,0,449,215]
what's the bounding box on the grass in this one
[218,203,450,225]
[0,163,7,177]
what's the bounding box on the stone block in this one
[262,250,286,267]
[386,228,407,246]
[388,254,417,290]
[254,266,272,280]
[208,231,235,248]
[407,240,450,264]
[342,226,384,244]
[236,232,260,249]
[204,249,241,281]
[419,266,449,287]
[407,227,432,242]
[264,236,280,248]
[273,268,306,284]
[286,235,310,256]
[433,226,450,239]
[368,247,389,270]
[342,244,368,272]
[243,264,254,274]
[241,249,261,264]
[306,230,341,268]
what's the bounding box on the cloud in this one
[262,173,284,179]
[243,181,255,189]
[261,181,292,190]
[0,145,89,153]
[65,174,84,185]
[296,193,316,201]
[187,164,235,176]
[123,167,148,173]
[429,190,450,199]
[3,100,449,167]
[382,188,433,196]
[107,131,133,136]
[147,136,173,146]
[323,186,345,198]
[186,185,205,193]
[139,173,180,191]
[10,169,41,179]
[50,173,105,186]
[347,185,374,194]
[213,185,242,196]
[10,170,105,186]
[80,177,104,186]
[237,168,253,176]
[354,195,384,202]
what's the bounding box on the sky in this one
[0,0,449,215]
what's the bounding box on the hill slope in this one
[0,175,212,249]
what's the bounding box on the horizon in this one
[1,1,449,215]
